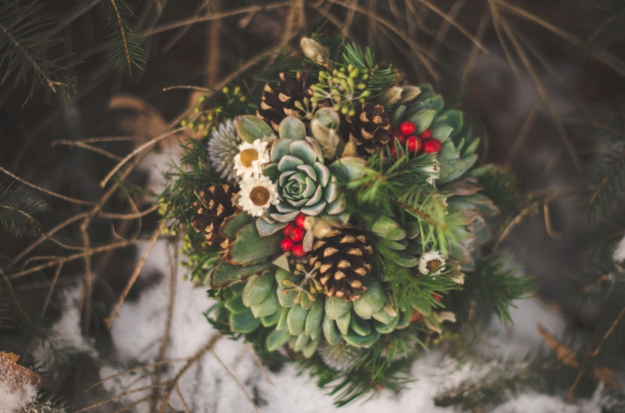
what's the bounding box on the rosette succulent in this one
[263,136,348,225]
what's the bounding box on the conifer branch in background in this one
[103,0,147,73]
[0,1,76,104]
[0,179,43,237]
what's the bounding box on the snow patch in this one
[0,378,37,413]
[613,234,625,264]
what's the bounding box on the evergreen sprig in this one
[102,0,147,73]
[0,1,76,104]
[577,110,625,220]
[0,179,43,237]
[340,42,397,98]
[578,0,625,58]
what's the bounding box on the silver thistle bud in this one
[207,119,242,181]
[300,37,332,67]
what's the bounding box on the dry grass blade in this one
[501,20,582,172]
[430,0,466,57]
[100,126,186,188]
[39,262,64,320]
[506,102,540,167]
[105,223,163,328]
[52,140,123,161]
[461,9,490,88]
[0,167,96,206]
[536,323,579,368]
[487,0,520,79]
[210,348,260,413]
[99,203,159,220]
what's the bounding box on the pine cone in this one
[309,226,373,302]
[341,102,391,155]
[257,71,316,132]
[190,183,239,245]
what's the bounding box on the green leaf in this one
[323,315,340,344]
[229,309,261,333]
[409,109,437,134]
[236,115,274,142]
[396,310,413,329]
[267,327,291,351]
[287,305,309,335]
[305,299,324,335]
[251,288,281,318]
[336,311,351,335]
[353,281,385,319]
[325,296,352,320]
[430,123,454,143]
[410,295,432,316]
[342,330,380,348]
[350,312,372,336]
[224,294,247,313]
[210,261,271,289]
[242,272,275,307]
[224,222,283,265]
[220,212,253,239]
[261,309,283,327]
[374,315,399,334]
[293,333,310,352]
[279,116,306,140]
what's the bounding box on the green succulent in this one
[223,267,416,356]
[263,137,349,224]
[391,84,480,184]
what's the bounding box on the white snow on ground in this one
[0,375,37,413]
[613,234,625,264]
[45,150,602,412]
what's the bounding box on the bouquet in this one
[160,32,524,405]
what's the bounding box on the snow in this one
[613,234,625,264]
[0,370,37,413]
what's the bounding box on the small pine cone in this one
[309,226,373,302]
[257,71,316,132]
[341,102,391,155]
[190,183,239,245]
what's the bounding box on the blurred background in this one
[1,0,625,412]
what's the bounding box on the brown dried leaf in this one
[536,323,579,368]
[0,351,51,391]
[593,366,620,389]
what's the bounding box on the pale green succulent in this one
[223,267,416,357]
[263,137,348,224]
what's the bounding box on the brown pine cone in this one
[309,226,373,302]
[190,183,239,245]
[341,102,391,155]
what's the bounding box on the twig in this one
[111,396,152,413]
[74,384,166,413]
[210,348,260,413]
[158,333,222,413]
[174,384,192,413]
[487,0,520,79]
[501,20,582,173]
[105,223,163,328]
[461,9,490,88]
[162,85,214,93]
[248,343,274,385]
[99,203,159,220]
[143,2,291,37]
[0,167,96,205]
[39,261,64,320]
[506,102,540,168]
[543,203,563,239]
[430,0,466,57]
[566,304,625,402]
[86,358,187,391]
[100,127,186,188]
[109,0,131,65]
[52,140,122,161]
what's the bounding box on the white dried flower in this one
[423,156,440,186]
[419,250,446,275]
[237,175,279,217]
[233,139,270,181]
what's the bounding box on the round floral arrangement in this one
[161,33,521,405]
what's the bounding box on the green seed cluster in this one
[180,87,247,136]
[311,65,371,116]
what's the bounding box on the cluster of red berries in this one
[280,213,307,258]
[389,121,442,159]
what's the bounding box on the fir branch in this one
[0,2,76,104]
[579,0,625,58]
[103,0,147,73]
[0,179,43,237]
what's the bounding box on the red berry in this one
[282,222,296,236]
[407,136,421,153]
[295,213,306,229]
[281,238,294,251]
[290,227,305,242]
[390,147,397,159]
[400,121,416,136]
[395,134,406,144]
[432,292,442,302]
[419,129,432,140]
[292,244,305,257]
[423,138,442,153]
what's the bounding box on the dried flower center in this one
[250,186,270,206]
[240,149,259,168]
[426,259,442,272]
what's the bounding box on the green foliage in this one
[340,43,397,98]
[102,0,147,73]
[0,179,43,237]
[0,1,76,104]
[469,165,525,224]
[577,110,625,220]
[466,255,533,324]
[578,0,625,58]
